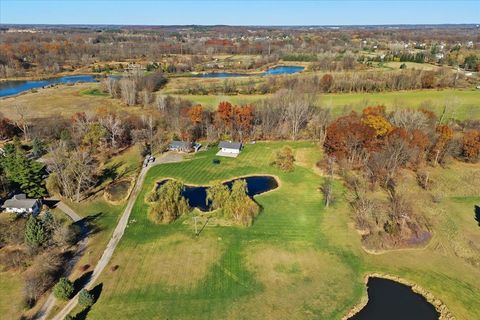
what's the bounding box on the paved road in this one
[47,152,183,320]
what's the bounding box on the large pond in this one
[193,65,304,78]
[157,175,278,211]
[350,277,439,320]
[0,65,304,97]
[0,75,98,98]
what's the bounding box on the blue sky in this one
[1,1,478,25]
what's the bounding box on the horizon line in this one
[1,23,479,27]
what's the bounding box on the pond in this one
[193,65,304,78]
[0,75,98,97]
[105,180,131,202]
[349,277,439,320]
[157,175,279,211]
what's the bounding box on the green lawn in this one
[177,89,480,121]
[82,142,480,320]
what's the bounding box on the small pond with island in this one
[156,175,279,211]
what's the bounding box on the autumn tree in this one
[188,104,204,125]
[362,106,393,138]
[233,104,254,141]
[319,74,333,92]
[324,113,376,164]
[215,101,234,137]
[421,71,435,88]
[0,116,19,139]
[367,129,412,186]
[429,125,454,165]
[462,129,480,162]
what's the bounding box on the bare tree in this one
[47,143,97,202]
[70,149,96,202]
[13,103,31,141]
[119,78,137,106]
[277,89,315,140]
[320,156,335,208]
[99,114,123,148]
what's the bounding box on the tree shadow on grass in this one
[76,212,104,237]
[96,162,124,187]
[72,283,103,320]
[73,271,93,295]
[475,205,480,227]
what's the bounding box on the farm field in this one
[74,142,480,320]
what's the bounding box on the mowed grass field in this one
[177,89,480,121]
[80,142,480,320]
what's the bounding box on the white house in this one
[217,141,242,158]
[1,194,41,215]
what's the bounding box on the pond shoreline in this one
[343,273,454,320]
[151,174,280,212]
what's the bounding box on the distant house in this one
[169,141,201,153]
[217,141,242,157]
[1,194,41,215]
[169,141,193,153]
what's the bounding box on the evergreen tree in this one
[32,137,46,158]
[53,277,74,300]
[0,143,46,197]
[24,215,47,248]
[78,289,94,307]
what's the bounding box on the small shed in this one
[1,194,41,215]
[217,141,242,157]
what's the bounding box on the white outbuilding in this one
[217,141,242,157]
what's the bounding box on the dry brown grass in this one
[0,83,142,120]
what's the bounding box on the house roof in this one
[170,141,192,149]
[219,141,242,150]
[2,194,38,210]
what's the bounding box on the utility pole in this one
[193,216,198,236]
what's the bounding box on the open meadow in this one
[72,142,480,320]
[177,89,480,121]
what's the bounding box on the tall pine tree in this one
[0,143,46,197]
